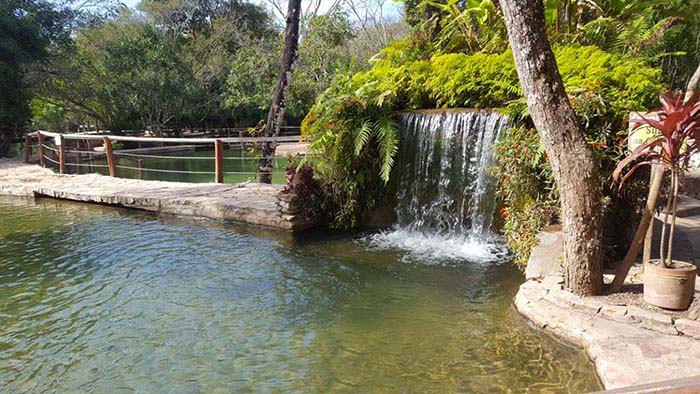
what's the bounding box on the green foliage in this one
[224,12,355,124]
[302,75,399,228]
[492,126,557,269]
[290,13,355,118]
[36,11,207,133]
[493,51,662,267]
[304,35,664,239]
[223,44,278,121]
[31,1,360,133]
[0,0,71,155]
[424,51,518,107]
[30,99,66,131]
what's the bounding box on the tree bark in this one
[501,0,604,295]
[685,62,700,103]
[610,165,664,292]
[258,0,302,184]
[0,130,15,158]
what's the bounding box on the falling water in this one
[369,109,510,263]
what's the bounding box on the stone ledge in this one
[516,276,700,389]
[531,274,700,338]
[0,159,315,231]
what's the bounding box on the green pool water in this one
[0,197,601,393]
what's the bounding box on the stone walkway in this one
[516,276,700,389]
[518,198,700,390]
[0,159,311,231]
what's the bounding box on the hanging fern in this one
[374,116,399,183]
[353,119,373,157]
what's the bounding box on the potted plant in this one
[614,91,700,310]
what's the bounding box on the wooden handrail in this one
[32,130,301,144]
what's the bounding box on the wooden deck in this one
[0,159,311,231]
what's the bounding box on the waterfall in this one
[369,109,510,263]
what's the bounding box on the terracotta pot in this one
[644,260,697,310]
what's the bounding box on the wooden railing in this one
[24,130,302,183]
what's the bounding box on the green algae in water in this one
[0,197,601,393]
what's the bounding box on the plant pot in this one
[644,260,697,310]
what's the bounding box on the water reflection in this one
[0,197,601,393]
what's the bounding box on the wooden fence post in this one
[215,139,224,183]
[58,135,66,174]
[24,134,32,163]
[38,133,45,167]
[75,141,82,172]
[103,136,116,177]
[137,159,143,179]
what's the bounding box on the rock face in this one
[0,159,314,231]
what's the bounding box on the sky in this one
[119,0,402,20]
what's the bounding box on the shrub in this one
[303,40,664,242]
[301,76,399,228]
[283,156,326,222]
[493,126,557,269]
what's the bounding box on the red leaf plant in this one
[613,91,700,267]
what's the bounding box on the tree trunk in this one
[501,0,604,295]
[685,62,700,103]
[0,131,14,158]
[258,0,302,184]
[610,165,664,292]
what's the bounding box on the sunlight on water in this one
[0,197,601,393]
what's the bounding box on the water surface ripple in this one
[0,197,601,393]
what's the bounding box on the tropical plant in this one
[426,0,508,54]
[613,91,700,266]
[301,74,400,228]
[303,39,663,229]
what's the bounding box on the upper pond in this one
[0,197,601,393]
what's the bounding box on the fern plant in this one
[301,74,401,228]
[353,115,399,182]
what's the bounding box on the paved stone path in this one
[0,159,311,231]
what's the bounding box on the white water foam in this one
[366,227,510,264]
[376,110,512,265]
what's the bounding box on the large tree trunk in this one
[258,0,302,184]
[501,0,604,295]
